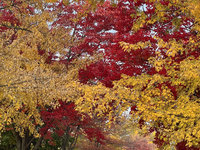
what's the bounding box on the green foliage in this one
[0,129,16,150]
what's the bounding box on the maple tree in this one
[52,0,157,122]
[0,101,106,150]
[57,0,157,122]
[39,100,106,150]
[57,0,200,149]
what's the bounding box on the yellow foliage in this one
[115,0,200,148]
[0,0,102,138]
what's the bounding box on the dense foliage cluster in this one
[0,0,200,150]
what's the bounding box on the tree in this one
[53,0,158,120]
[114,0,200,149]
[0,0,105,149]
[117,0,200,149]
[2,0,200,149]
[39,100,106,150]
[59,0,200,149]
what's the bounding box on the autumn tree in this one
[39,100,106,150]
[2,0,200,149]
[0,0,107,150]
[58,0,200,149]
[53,0,157,122]
[116,0,200,149]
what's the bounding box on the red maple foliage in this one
[52,0,200,149]
[0,1,20,45]
[50,0,157,87]
[40,100,106,145]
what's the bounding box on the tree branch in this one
[0,24,32,33]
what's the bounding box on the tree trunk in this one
[33,137,43,150]
[13,130,43,150]
[69,133,78,150]
[61,126,70,150]
[13,131,22,150]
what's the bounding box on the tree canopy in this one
[1,0,200,149]
[69,0,200,149]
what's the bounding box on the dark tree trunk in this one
[61,126,70,150]
[69,133,78,150]
[32,137,43,150]
[13,131,22,150]
[62,125,80,150]
[13,130,43,150]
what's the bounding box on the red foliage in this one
[176,141,200,150]
[40,100,106,144]
[0,1,19,45]
[48,140,56,146]
[44,130,53,140]
[50,0,199,149]
[50,0,157,87]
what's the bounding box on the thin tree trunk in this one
[69,125,80,150]
[33,137,43,150]
[69,133,78,150]
[61,126,70,150]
